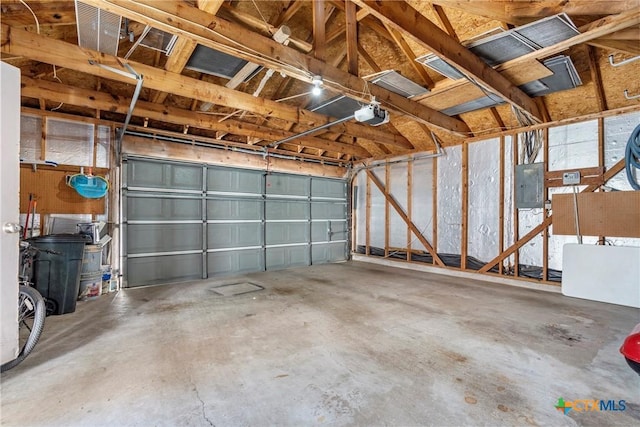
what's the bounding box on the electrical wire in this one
[50,65,64,111]
[512,105,542,164]
[250,0,272,35]
[625,123,640,190]
[19,0,39,34]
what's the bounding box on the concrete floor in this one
[1,261,638,426]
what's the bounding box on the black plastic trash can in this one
[28,234,91,315]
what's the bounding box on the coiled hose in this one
[626,123,640,190]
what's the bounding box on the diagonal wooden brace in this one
[366,169,444,267]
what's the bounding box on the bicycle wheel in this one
[1,286,46,372]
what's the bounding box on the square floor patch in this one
[210,282,264,297]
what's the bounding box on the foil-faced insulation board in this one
[75,1,122,55]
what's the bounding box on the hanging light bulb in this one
[311,75,323,96]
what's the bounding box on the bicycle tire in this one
[1,286,46,372]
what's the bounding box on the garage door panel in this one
[207,223,263,249]
[266,222,308,245]
[127,197,202,221]
[311,202,346,219]
[128,160,202,191]
[208,167,263,194]
[207,249,264,277]
[312,221,347,242]
[266,246,309,270]
[127,254,202,287]
[312,178,346,198]
[312,242,347,264]
[125,158,347,287]
[128,223,203,254]
[266,174,309,196]
[266,201,307,220]
[207,199,263,220]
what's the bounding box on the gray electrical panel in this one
[515,162,545,209]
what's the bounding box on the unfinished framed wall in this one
[353,107,640,286]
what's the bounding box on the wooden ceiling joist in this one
[1,24,413,150]
[79,0,469,135]
[21,76,372,158]
[430,1,637,25]
[150,0,225,105]
[496,8,640,70]
[353,0,542,121]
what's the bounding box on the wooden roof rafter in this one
[353,0,542,121]
[80,0,469,134]
[1,24,414,151]
[21,75,373,159]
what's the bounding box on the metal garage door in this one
[122,157,347,287]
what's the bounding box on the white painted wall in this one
[1,63,21,364]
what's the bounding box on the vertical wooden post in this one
[461,141,469,270]
[312,0,326,60]
[512,134,520,277]
[597,117,606,245]
[432,155,438,263]
[407,160,413,262]
[384,163,390,257]
[365,172,371,255]
[345,0,358,76]
[93,123,99,167]
[498,135,505,275]
[542,128,549,281]
[351,175,357,254]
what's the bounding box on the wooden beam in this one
[354,0,542,120]
[21,76,372,158]
[79,0,469,135]
[587,46,608,112]
[430,1,636,25]
[273,0,303,27]
[535,98,552,123]
[384,163,390,257]
[2,25,410,151]
[467,106,640,144]
[345,0,358,75]
[411,10,640,115]
[326,22,346,44]
[365,174,371,255]
[313,0,326,60]
[542,128,549,281]
[383,24,434,88]
[496,8,640,71]
[588,38,640,55]
[512,135,519,276]
[124,135,346,178]
[490,108,506,130]
[430,4,459,42]
[366,169,444,266]
[218,4,312,52]
[357,43,381,73]
[461,141,468,270]
[407,160,413,262]
[498,136,505,274]
[150,0,225,105]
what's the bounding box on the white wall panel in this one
[437,145,462,254]
[468,138,500,261]
[411,159,434,251]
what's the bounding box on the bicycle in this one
[1,241,49,372]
